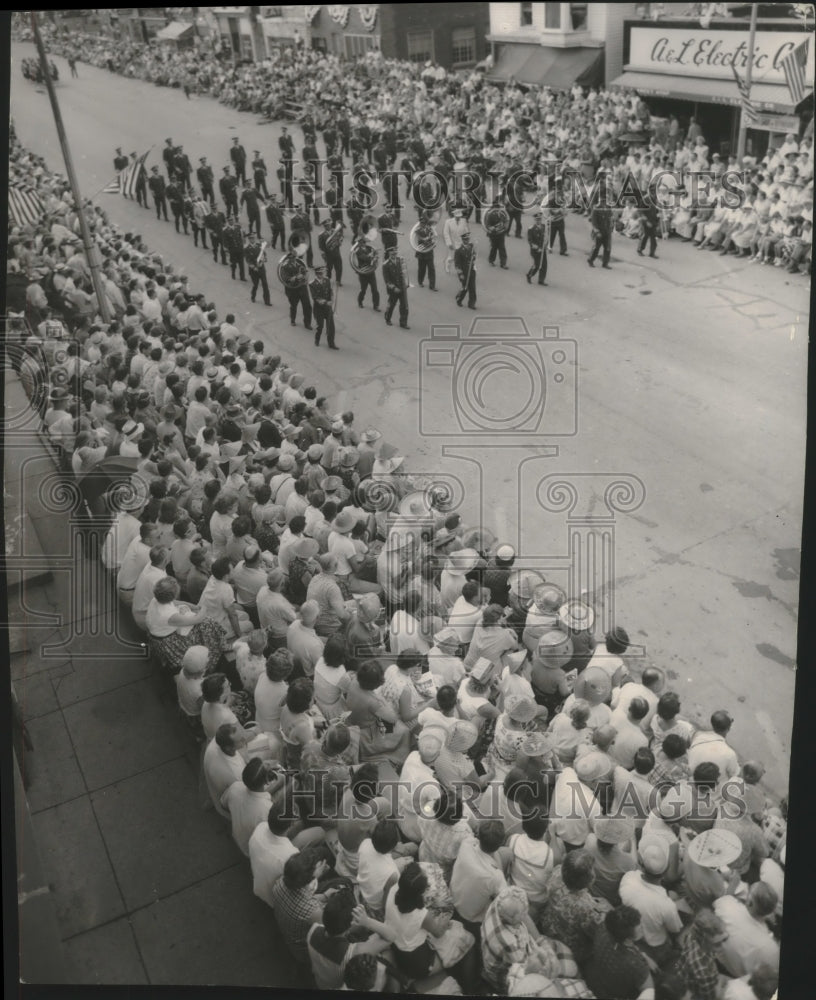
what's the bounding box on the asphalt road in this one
[10,44,808,796]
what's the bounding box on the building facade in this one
[379,3,490,69]
[611,12,814,156]
[487,2,638,89]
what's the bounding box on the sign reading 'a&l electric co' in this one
[628,26,814,86]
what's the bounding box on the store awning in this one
[610,71,796,115]
[155,21,194,42]
[489,43,604,90]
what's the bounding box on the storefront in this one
[611,19,813,158]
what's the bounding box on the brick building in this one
[379,3,490,69]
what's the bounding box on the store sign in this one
[629,26,814,85]
[750,112,801,133]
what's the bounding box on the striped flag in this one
[731,64,758,126]
[104,149,150,197]
[102,174,122,194]
[9,185,45,227]
[780,38,810,106]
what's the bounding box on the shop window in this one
[544,3,561,29]
[520,2,533,27]
[570,2,588,30]
[407,28,434,63]
[451,26,476,67]
[345,33,377,58]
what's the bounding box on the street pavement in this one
[7,42,808,984]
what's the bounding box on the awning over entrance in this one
[610,71,796,115]
[489,43,604,90]
[155,21,195,42]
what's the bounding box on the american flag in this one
[104,149,150,196]
[9,185,45,227]
[731,64,758,126]
[779,38,810,106]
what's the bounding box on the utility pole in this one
[30,11,110,323]
[736,3,758,162]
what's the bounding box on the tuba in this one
[483,205,510,237]
[409,221,437,255]
[277,242,308,286]
[350,234,379,275]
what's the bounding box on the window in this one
[240,33,253,59]
[451,26,476,67]
[406,28,434,63]
[544,3,561,29]
[345,33,377,58]
[520,2,533,27]
[570,2,588,30]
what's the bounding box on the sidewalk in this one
[6,370,305,986]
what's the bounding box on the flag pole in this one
[736,3,758,163]
[30,11,111,323]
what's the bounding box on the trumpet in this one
[379,227,405,236]
[409,221,437,254]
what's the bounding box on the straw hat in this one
[533,583,566,614]
[593,816,635,845]
[506,695,538,724]
[520,732,553,758]
[331,509,358,534]
[686,828,742,869]
[338,446,359,468]
[360,426,381,443]
[509,568,546,602]
[444,547,479,575]
[559,599,595,632]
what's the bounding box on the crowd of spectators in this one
[7,103,790,992]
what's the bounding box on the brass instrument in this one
[409,221,437,254]
[254,240,268,268]
[277,243,308,287]
[483,205,510,237]
[350,236,379,275]
[379,227,405,236]
[324,222,344,251]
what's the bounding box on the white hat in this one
[559,599,595,631]
[638,837,670,875]
[686,828,742,869]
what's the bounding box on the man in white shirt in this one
[248,802,299,908]
[286,601,325,679]
[447,581,484,646]
[176,645,207,719]
[131,546,170,631]
[185,385,212,440]
[102,509,144,573]
[221,758,275,856]
[117,524,157,605]
[549,751,606,848]
[608,697,650,769]
[610,667,665,733]
[619,837,682,964]
[203,723,249,817]
[714,882,780,978]
[688,710,740,782]
[427,627,466,688]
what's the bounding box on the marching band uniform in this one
[310,267,338,349]
[130,152,149,208]
[230,138,247,185]
[352,237,380,311]
[223,217,246,281]
[413,216,437,290]
[219,168,239,218]
[484,202,509,268]
[173,146,193,192]
[197,157,216,207]
[378,210,398,253]
[191,195,211,250]
[302,139,321,190]
[346,191,365,239]
[325,180,344,226]
[454,234,477,309]
[265,197,286,250]
[382,170,401,225]
[207,209,228,265]
[327,151,345,197]
[166,179,187,234]
[162,138,175,180]
[382,248,409,329]
[246,237,271,306]
[588,181,615,269]
[547,183,568,256]
[277,162,294,209]
[291,207,314,268]
[148,166,168,221]
[252,152,269,198]
[318,219,344,285]
[240,185,262,237]
[526,212,548,285]
[279,251,312,329]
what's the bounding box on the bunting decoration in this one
[328,5,351,27]
[304,5,321,24]
[358,5,378,31]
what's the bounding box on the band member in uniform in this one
[548,176,568,256]
[240,181,262,237]
[454,231,477,309]
[197,156,216,207]
[378,208,399,253]
[327,149,345,198]
[346,189,365,239]
[148,165,168,221]
[318,218,344,286]
[207,207,228,265]
[298,167,319,226]
[174,145,193,192]
[588,173,615,269]
[167,176,187,234]
[352,233,380,311]
[413,210,437,290]
[526,210,548,285]
[337,115,351,158]
[230,137,247,185]
[187,191,210,250]
[484,198,509,269]
[219,167,239,218]
[322,123,338,159]
[224,214,247,281]
[302,136,321,190]
[277,161,294,209]
[246,235,272,306]
[291,205,314,268]
[113,147,129,192]
[265,194,286,250]
[382,122,397,168]
[280,247,312,329]
[505,168,530,239]
[252,151,269,198]
[637,201,659,259]
[382,169,401,225]
[443,207,469,271]
[310,264,338,349]
[279,126,295,163]
[162,138,175,179]
[324,176,344,226]
[130,151,148,208]
[382,246,409,330]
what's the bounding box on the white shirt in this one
[221,782,273,856]
[357,838,400,915]
[176,671,204,717]
[427,647,466,688]
[619,870,682,946]
[203,740,245,813]
[608,713,649,769]
[549,767,602,846]
[327,530,357,576]
[132,564,167,630]
[389,610,430,655]
[687,731,740,781]
[102,512,142,571]
[610,682,660,732]
[201,701,239,742]
[248,825,298,908]
[447,596,483,644]
[713,895,780,977]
